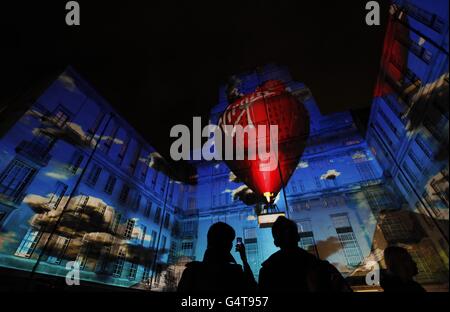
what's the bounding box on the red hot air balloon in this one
[218,79,310,204]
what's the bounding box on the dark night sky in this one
[1,0,389,160]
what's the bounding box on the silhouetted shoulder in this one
[178,260,250,293]
[381,271,426,293]
[260,250,282,268]
[261,248,316,268]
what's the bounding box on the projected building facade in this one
[0,0,448,292]
[0,69,185,290]
[366,0,449,288]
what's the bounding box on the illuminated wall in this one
[366,0,449,288]
[0,69,183,290]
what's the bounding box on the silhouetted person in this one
[177,222,256,293]
[259,216,352,292]
[381,246,425,292]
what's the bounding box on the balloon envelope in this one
[219,80,310,202]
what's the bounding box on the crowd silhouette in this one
[178,216,426,293]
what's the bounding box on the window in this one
[314,176,322,189]
[142,266,150,282]
[182,220,196,237]
[154,207,162,224]
[181,242,194,257]
[309,198,323,210]
[430,170,449,207]
[112,249,126,277]
[104,175,117,194]
[74,195,89,216]
[423,115,444,142]
[181,242,193,251]
[23,132,54,161]
[160,235,167,250]
[407,150,424,172]
[364,189,390,212]
[169,241,178,263]
[97,245,112,273]
[395,33,433,64]
[246,243,259,269]
[380,213,412,242]
[68,151,84,174]
[188,198,196,210]
[297,180,305,193]
[76,243,90,270]
[52,108,70,128]
[140,154,150,181]
[128,259,138,280]
[160,176,168,194]
[129,145,141,174]
[415,135,433,158]
[111,212,122,234]
[47,236,70,264]
[403,2,446,33]
[86,163,102,186]
[151,230,158,249]
[124,219,135,239]
[397,173,412,196]
[331,214,363,266]
[325,196,343,209]
[244,227,257,244]
[291,182,297,193]
[0,159,36,203]
[88,111,105,137]
[356,162,376,180]
[410,246,441,283]
[47,182,68,210]
[151,170,158,189]
[168,182,175,200]
[144,199,152,218]
[297,219,312,232]
[119,184,130,204]
[163,213,171,229]
[297,220,317,256]
[102,122,119,152]
[402,162,418,184]
[133,194,142,212]
[378,109,399,138]
[15,229,42,258]
[382,94,406,119]
[292,201,310,212]
[118,135,130,163]
[140,226,147,245]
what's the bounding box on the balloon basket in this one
[255,202,286,228]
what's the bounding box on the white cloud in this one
[58,73,77,92]
[418,37,426,46]
[247,214,257,221]
[320,169,341,180]
[45,171,69,180]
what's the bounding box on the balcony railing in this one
[430,178,449,207]
[15,140,51,166]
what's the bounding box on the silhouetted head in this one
[272,216,300,249]
[207,222,236,251]
[384,246,418,280]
